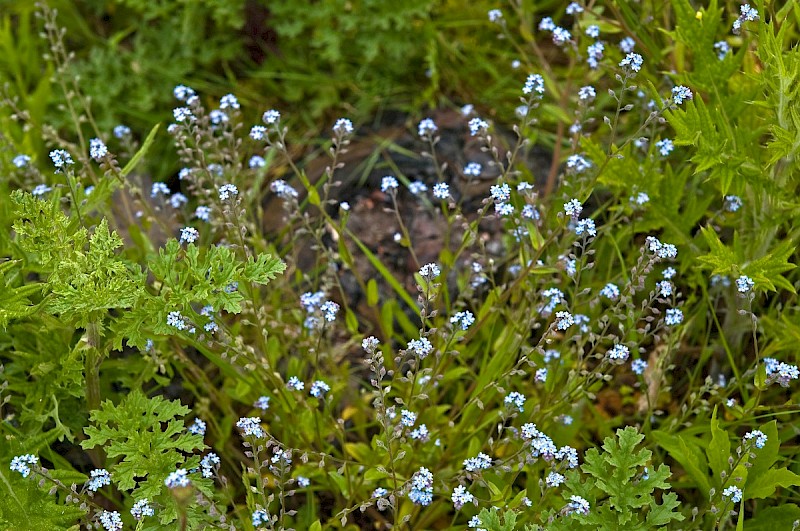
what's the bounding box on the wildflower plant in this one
[1,1,800,530]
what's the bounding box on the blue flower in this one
[665,308,683,326]
[409,467,434,506]
[263,109,281,124]
[619,52,644,73]
[671,85,693,105]
[417,118,438,138]
[722,485,743,503]
[99,510,123,531]
[179,227,199,244]
[236,417,265,438]
[619,37,636,53]
[523,74,545,96]
[10,454,38,477]
[381,176,399,192]
[743,430,767,449]
[164,469,190,488]
[735,275,754,293]
[504,391,526,412]
[87,469,112,491]
[631,359,648,375]
[131,499,154,520]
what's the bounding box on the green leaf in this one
[81,389,204,498]
[120,123,160,178]
[745,504,800,530]
[746,467,800,500]
[707,408,730,486]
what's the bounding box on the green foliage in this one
[697,226,796,292]
[3,0,800,529]
[559,427,683,530]
[0,470,86,530]
[81,389,204,495]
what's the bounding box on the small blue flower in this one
[578,86,596,101]
[310,380,331,398]
[468,118,489,136]
[167,311,186,330]
[419,263,441,279]
[564,199,583,218]
[113,125,131,138]
[250,125,267,140]
[188,418,206,435]
[587,42,604,69]
[656,139,674,156]
[49,149,74,169]
[173,85,196,101]
[180,227,199,244]
[417,118,438,138]
[585,25,600,38]
[504,391,526,412]
[432,183,450,199]
[219,183,239,200]
[743,430,767,449]
[490,183,511,202]
[320,300,339,321]
[523,74,545,96]
[287,376,305,391]
[99,510,123,531]
[671,85,693,105]
[407,337,433,358]
[607,344,630,362]
[665,308,683,326]
[173,107,194,122]
[555,311,574,330]
[450,310,475,330]
[451,485,474,509]
[87,468,112,492]
[463,452,492,472]
[131,499,154,520]
[714,41,731,60]
[619,37,636,53]
[409,467,434,506]
[725,195,743,212]
[200,453,220,478]
[236,417,265,438]
[575,218,596,237]
[736,275,754,293]
[263,109,281,124]
[10,454,38,477]
[600,283,620,300]
[381,176,399,192]
[619,52,644,73]
[567,495,591,515]
[219,93,239,110]
[252,508,270,526]
[332,118,354,136]
[460,162,482,178]
[565,2,583,15]
[89,138,108,161]
[546,471,565,487]
[552,27,571,46]
[488,9,503,23]
[566,154,592,173]
[631,359,648,375]
[32,184,52,197]
[408,180,428,195]
[722,485,743,503]
[164,469,190,488]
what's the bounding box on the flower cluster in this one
[409,467,434,506]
